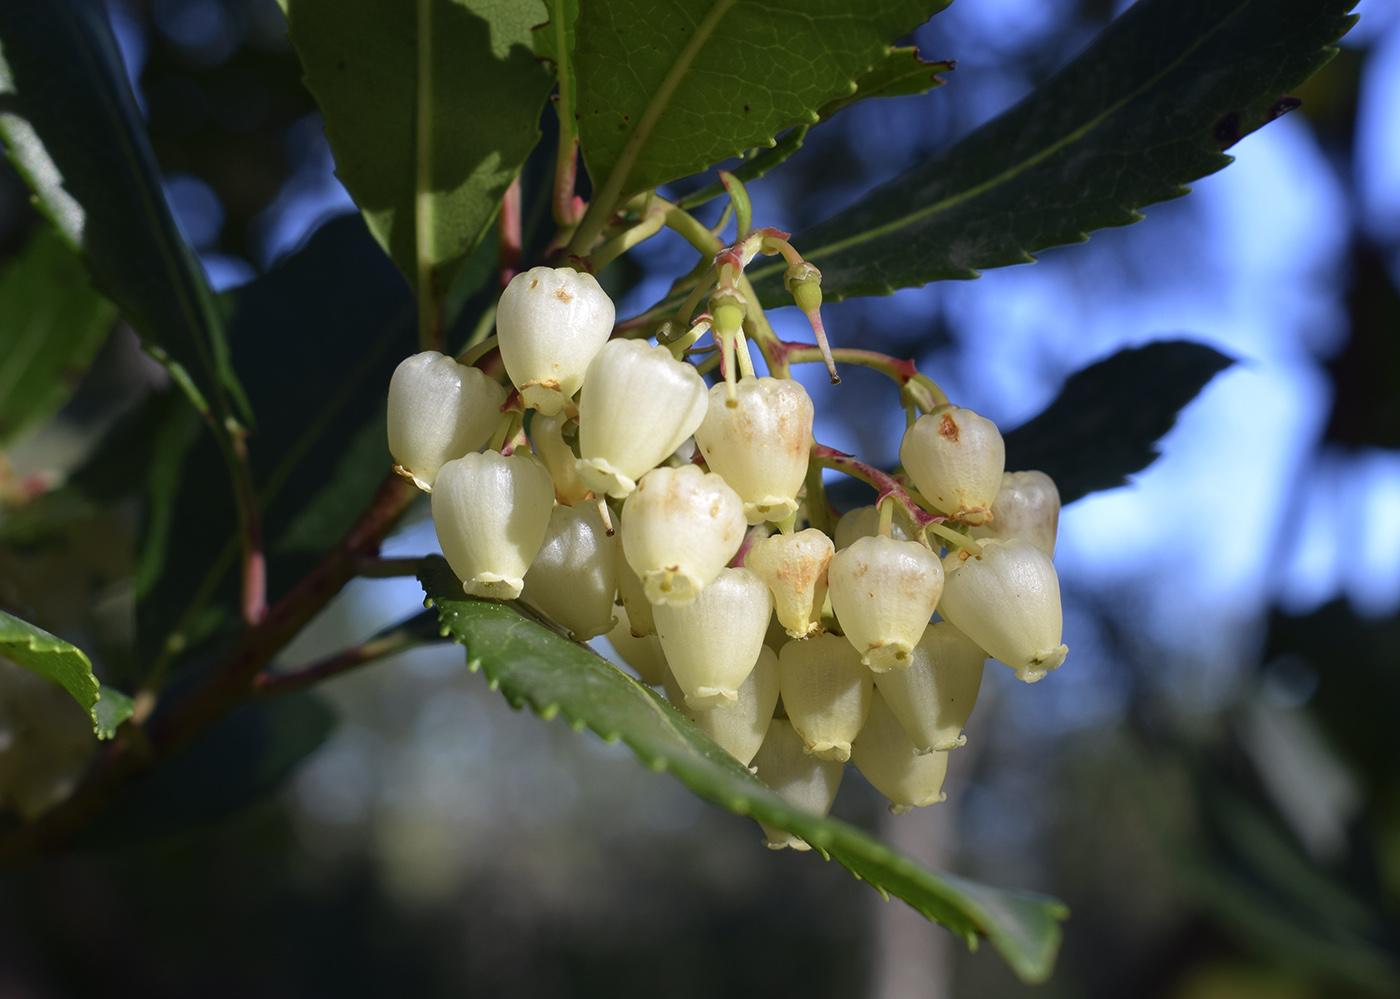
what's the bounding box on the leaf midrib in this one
[755,0,1250,280]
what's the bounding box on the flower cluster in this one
[388,261,1068,850]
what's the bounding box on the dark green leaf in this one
[1002,340,1233,505]
[676,126,809,210]
[746,0,1358,303]
[287,0,555,324]
[0,226,117,446]
[135,215,417,672]
[575,0,949,202]
[0,0,249,422]
[419,556,1068,983]
[817,47,953,120]
[0,609,127,739]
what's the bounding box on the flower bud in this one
[850,690,950,813]
[872,621,985,752]
[899,407,1005,525]
[939,538,1068,682]
[615,554,656,636]
[496,266,614,415]
[833,504,914,550]
[970,470,1060,557]
[432,451,554,599]
[745,529,833,638]
[529,411,592,505]
[828,535,944,671]
[387,351,507,491]
[654,567,772,708]
[576,340,707,498]
[676,646,780,766]
[620,465,746,607]
[693,376,814,524]
[520,502,618,640]
[606,603,667,685]
[751,718,844,851]
[778,633,873,762]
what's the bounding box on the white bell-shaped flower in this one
[672,647,779,766]
[496,266,614,415]
[616,555,656,636]
[751,718,845,851]
[576,339,708,498]
[899,406,1005,525]
[970,470,1060,556]
[529,411,592,505]
[939,538,1068,682]
[850,690,950,813]
[778,633,873,762]
[833,504,914,550]
[431,451,554,599]
[620,465,746,607]
[745,529,833,638]
[828,535,944,672]
[606,603,667,685]
[653,566,772,709]
[693,376,814,524]
[387,351,507,491]
[519,502,618,640]
[872,621,986,753]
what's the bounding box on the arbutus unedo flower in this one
[970,469,1062,557]
[620,464,746,608]
[833,504,916,550]
[496,266,615,416]
[777,632,873,763]
[899,406,1005,525]
[387,351,508,491]
[431,451,555,600]
[528,410,592,506]
[939,538,1068,682]
[744,528,834,639]
[663,646,779,766]
[828,535,945,672]
[693,375,814,525]
[606,602,667,686]
[750,718,844,851]
[872,621,987,753]
[653,566,772,709]
[850,689,951,814]
[575,339,708,498]
[519,501,619,641]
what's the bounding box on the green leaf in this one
[418,556,1068,983]
[817,46,953,120]
[287,0,555,329]
[0,226,117,446]
[1002,341,1234,505]
[574,0,949,204]
[0,0,249,423]
[676,125,809,210]
[0,609,127,739]
[746,0,1358,303]
[135,215,417,671]
[533,0,579,124]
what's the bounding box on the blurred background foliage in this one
[0,0,1397,996]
